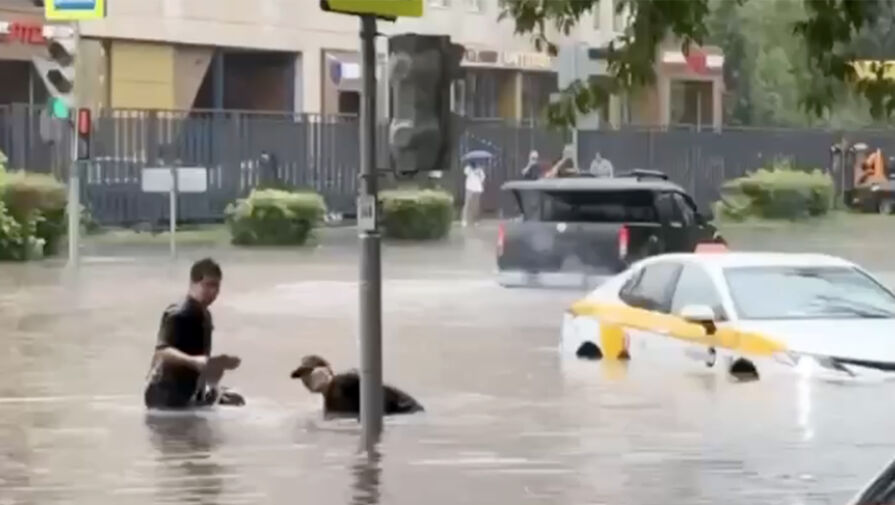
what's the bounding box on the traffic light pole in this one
[358,14,384,451]
[66,22,80,269]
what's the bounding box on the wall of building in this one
[78,0,612,115]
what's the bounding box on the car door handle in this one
[670,222,683,228]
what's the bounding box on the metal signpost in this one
[319,0,423,452]
[141,166,209,259]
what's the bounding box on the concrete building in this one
[0,0,51,107]
[0,0,723,128]
[27,0,620,120]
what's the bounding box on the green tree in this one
[500,0,895,127]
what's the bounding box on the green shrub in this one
[717,161,834,220]
[380,189,454,240]
[224,188,326,246]
[0,171,67,257]
[0,200,25,260]
[0,171,67,218]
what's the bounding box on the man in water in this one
[144,258,245,409]
[290,355,423,418]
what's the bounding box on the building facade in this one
[1,0,723,128]
[70,0,619,120]
[0,0,52,107]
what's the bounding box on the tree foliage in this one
[499,0,895,127]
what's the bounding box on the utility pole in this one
[358,13,384,450]
[66,21,80,269]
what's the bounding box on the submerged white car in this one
[560,251,895,381]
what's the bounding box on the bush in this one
[380,189,454,240]
[0,171,67,219]
[717,161,834,220]
[0,200,26,260]
[0,171,68,257]
[224,188,326,246]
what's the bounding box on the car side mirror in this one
[679,304,716,323]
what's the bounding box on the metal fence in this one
[2,103,892,226]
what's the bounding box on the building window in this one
[338,91,360,115]
[522,72,558,121]
[593,0,603,29]
[670,79,713,127]
[611,0,626,32]
[465,0,483,12]
[464,70,499,119]
[429,0,451,7]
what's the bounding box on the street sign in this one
[44,0,106,21]
[357,194,376,231]
[321,0,423,18]
[141,167,208,193]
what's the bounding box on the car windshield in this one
[724,265,895,320]
[517,189,658,223]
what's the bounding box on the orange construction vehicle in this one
[843,143,895,214]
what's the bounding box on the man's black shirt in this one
[144,297,213,408]
[323,371,424,418]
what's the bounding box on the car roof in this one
[642,252,858,269]
[501,176,685,193]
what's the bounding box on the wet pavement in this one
[2,221,895,504]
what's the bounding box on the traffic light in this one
[387,34,464,176]
[32,34,76,119]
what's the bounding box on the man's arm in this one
[154,312,206,372]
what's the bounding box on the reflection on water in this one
[144,412,226,504]
[350,449,382,505]
[2,229,895,504]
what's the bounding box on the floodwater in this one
[1,223,895,504]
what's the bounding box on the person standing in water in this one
[290,355,423,418]
[462,160,486,227]
[144,258,245,409]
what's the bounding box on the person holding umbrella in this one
[461,150,490,228]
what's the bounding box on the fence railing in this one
[0,104,885,226]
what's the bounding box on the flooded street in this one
[2,222,895,504]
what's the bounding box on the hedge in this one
[224,188,326,246]
[0,167,68,260]
[380,189,454,240]
[717,161,834,221]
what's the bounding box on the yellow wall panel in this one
[110,41,175,109]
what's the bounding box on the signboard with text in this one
[45,0,106,21]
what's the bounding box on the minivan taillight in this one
[497,222,506,256]
[618,225,629,260]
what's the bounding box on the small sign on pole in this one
[141,167,208,194]
[141,166,208,259]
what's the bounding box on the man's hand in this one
[218,354,241,370]
[202,355,240,387]
[207,354,240,370]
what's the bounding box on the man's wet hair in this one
[190,258,222,283]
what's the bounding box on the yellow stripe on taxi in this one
[569,300,787,357]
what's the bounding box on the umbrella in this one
[461,150,495,163]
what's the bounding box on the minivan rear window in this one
[516,189,658,223]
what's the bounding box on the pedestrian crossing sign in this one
[45,0,106,21]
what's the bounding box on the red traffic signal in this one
[76,107,91,160]
[77,108,90,135]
